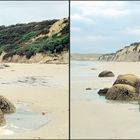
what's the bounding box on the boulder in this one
[113,74,140,92]
[98,88,109,96]
[105,84,138,101]
[98,70,114,77]
[0,110,6,126]
[0,96,16,114]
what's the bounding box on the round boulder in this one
[98,88,109,96]
[105,84,138,101]
[113,74,140,90]
[98,70,114,77]
[0,96,16,114]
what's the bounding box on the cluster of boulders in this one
[98,72,140,101]
[0,96,16,126]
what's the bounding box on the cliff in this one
[0,18,69,63]
[98,42,140,62]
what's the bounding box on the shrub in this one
[26,51,34,59]
[0,44,13,52]
[62,34,69,45]
[17,32,37,44]
[16,47,27,55]
[55,45,63,53]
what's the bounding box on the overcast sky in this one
[0,1,68,26]
[71,1,140,54]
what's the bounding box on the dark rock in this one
[98,88,109,96]
[0,95,16,114]
[42,112,47,116]
[85,88,92,90]
[91,68,96,70]
[98,70,115,77]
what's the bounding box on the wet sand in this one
[0,63,68,139]
[71,61,140,139]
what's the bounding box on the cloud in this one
[0,1,68,26]
[72,35,114,45]
[71,1,131,18]
[122,26,140,35]
[71,14,94,26]
[71,1,140,53]
[71,27,82,33]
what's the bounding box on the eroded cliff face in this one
[98,43,140,62]
[0,51,68,64]
[0,18,69,63]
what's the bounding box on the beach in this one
[0,63,68,139]
[71,60,140,139]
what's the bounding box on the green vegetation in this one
[16,32,37,44]
[0,44,12,53]
[16,34,69,59]
[0,18,69,60]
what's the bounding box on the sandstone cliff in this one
[98,42,140,62]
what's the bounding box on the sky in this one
[0,1,68,26]
[71,1,140,54]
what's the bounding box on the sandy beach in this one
[71,61,140,139]
[0,63,68,139]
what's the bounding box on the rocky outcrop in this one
[98,70,115,77]
[1,51,68,64]
[98,53,115,61]
[98,42,140,62]
[47,18,68,37]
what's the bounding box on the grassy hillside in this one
[0,18,69,61]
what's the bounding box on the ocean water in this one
[0,103,50,135]
[71,61,114,101]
